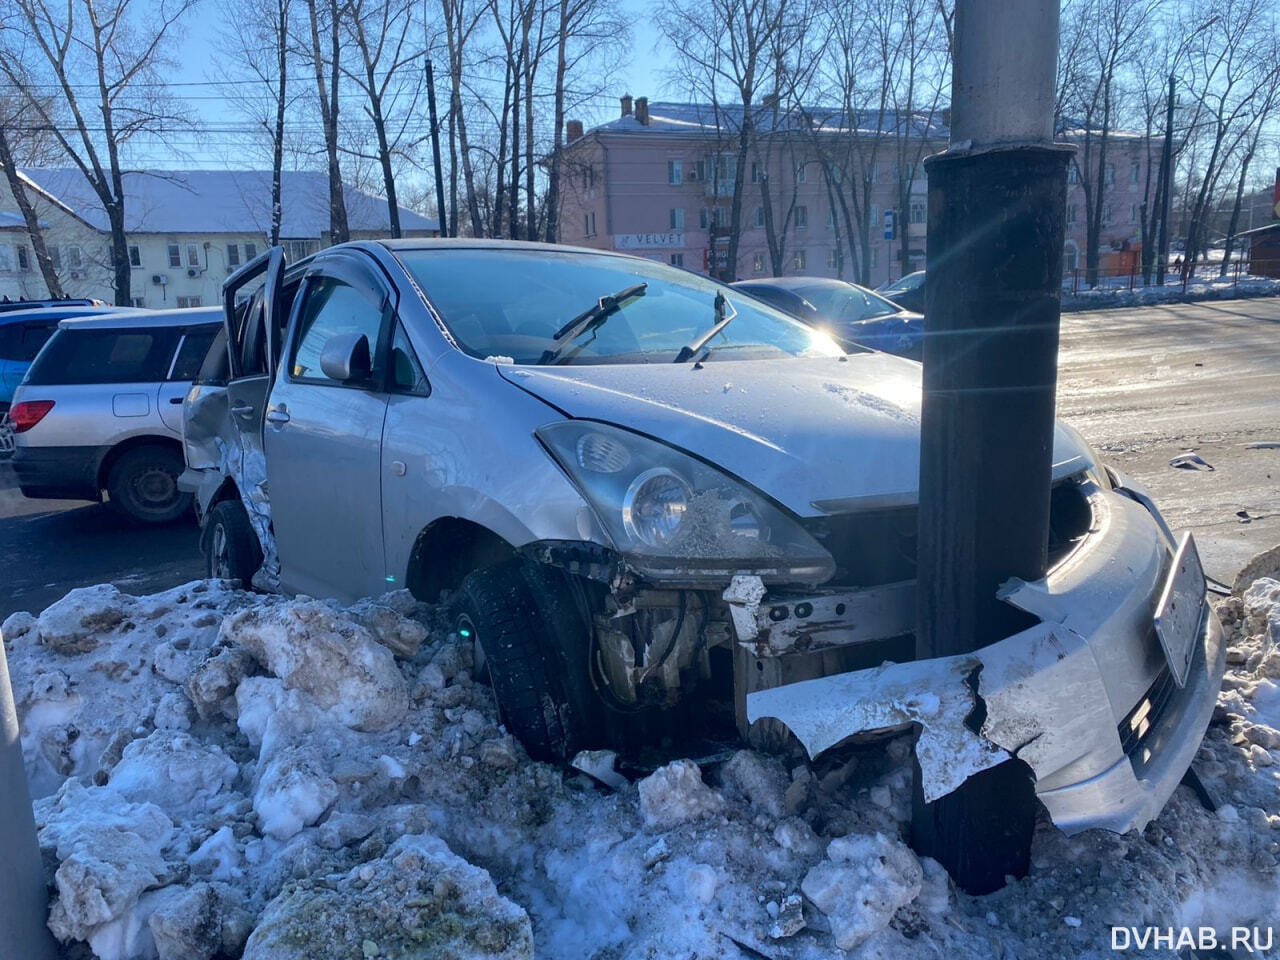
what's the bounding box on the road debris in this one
[1170,452,1215,470]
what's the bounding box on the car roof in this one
[734,276,869,293]
[0,304,134,324]
[57,306,222,330]
[371,237,634,259]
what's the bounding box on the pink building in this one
[558,97,1158,286]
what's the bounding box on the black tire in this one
[451,559,602,763]
[204,499,263,584]
[105,445,192,524]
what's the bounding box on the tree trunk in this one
[543,0,569,243]
[106,200,130,306]
[270,0,288,246]
[0,127,64,297]
[308,0,349,245]
[725,113,752,282]
[1219,149,1252,279]
[355,17,400,238]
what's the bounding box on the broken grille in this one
[1118,664,1177,759]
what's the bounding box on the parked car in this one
[10,307,220,522]
[875,270,926,314]
[0,297,108,315]
[183,240,1221,840]
[732,276,924,359]
[1,304,132,412]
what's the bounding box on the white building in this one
[0,169,439,307]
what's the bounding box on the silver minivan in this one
[11,307,220,522]
[183,240,1222,844]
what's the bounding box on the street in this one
[0,295,1275,621]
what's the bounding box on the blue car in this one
[0,304,131,410]
[732,276,924,360]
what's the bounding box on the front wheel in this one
[205,499,263,584]
[106,445,192,524]
[451,559,601,763]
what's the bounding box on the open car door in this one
[181,247,287,588]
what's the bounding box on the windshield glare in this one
[395,248,843,365]
[793,283,900,323]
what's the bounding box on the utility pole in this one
[426,60,449,238]
[912,0,1071,895]
[0,643,59,959]
[1156,74,1175,285]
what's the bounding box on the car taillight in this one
[9,400,55,432]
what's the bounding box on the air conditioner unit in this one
[687,170,699,181]
[69,270,84,280]
[187,268,199,278]
[152,274,168,286]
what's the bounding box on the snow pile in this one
[1061,273,1280,312]
[5,576,1280,958]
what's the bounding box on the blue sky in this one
[157,1,670,170]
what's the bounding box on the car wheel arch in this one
[404,517,518,603]
[95,435,185,492]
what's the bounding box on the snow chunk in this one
[108,731,239,818]
[637,759,724,830]
[222,600,409,731]
[36,584,130,653]
[253,744,340,840]
[2,608,36,647]
[242,834,533,959]
[800,832,924,950]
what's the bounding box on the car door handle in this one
[230,402,255,417]
[169,397,184,405]
[265,408,290,424]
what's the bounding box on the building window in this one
[131,297,145,308]
[669,253,684,267]
[582,165,595,189]
[176,296,202,308]
[667,160,682,185]
[699,208,709,229]
[696,159,709,182]
[1067,204,1077,225]
[244,242,257,260]
[186,243,200,267]
[125,244,140,267]
[1129,203,1138,223]
[826,248,839,270]
[669,207,684,230]
[793,249,806,270]
[227,243,241,267]
[1067,165,1079,185]
[870,246,879,269]
[168,243,181,267]
[750,162,761,183]
[16,245,30,271]
[795,205,808,228]
[1102,203,1113,226]
[67,245,83,269]
[1104,163,1115,186]
[794,162,807,183]
[752,253,764,273]
[753,206,765,228]
[1064,242,1079,273]
[712,207,729,228]
[583,213,590,237]
[48,246,60,269]
[1129,160,1140,185]
[909,200,926,225]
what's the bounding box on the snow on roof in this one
[589,101,950,139]
[17,168,438,238]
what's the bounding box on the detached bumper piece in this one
[743,489,1226,837]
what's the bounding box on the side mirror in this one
[319,332,372,382]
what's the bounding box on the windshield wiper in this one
[539,282,647,364]
[674,291,737,363]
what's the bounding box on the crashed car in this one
[181,239,1223,837]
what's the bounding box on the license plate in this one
[1154,532,1206,688]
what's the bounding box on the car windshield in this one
[791,283,900,323]
[883,271,925,293]
[395,248,843,365]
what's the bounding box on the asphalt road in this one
[1056,297,1280,584]
[0,295,1275,621]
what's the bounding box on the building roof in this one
[0,210,46,231]
[17,169,438,238]
[589,101,949,140]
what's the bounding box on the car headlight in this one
[537,421,835,585]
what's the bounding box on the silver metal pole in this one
[0,641,58,959]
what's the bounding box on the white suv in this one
[10,307,220,522]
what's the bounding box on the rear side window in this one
[169,325,219,381]
[17,322,59,361]
[25,327,180,385]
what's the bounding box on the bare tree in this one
[660,0,808,280]
[303,0,351,242]
[344,0,426,238]
[441,0,485,235]
[0,0,198,305]
[0,93,66,296]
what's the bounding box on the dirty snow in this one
[5,575,1280,959]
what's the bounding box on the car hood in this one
[499,354,1091,518]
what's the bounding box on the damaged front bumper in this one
[743,484,1226,836]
